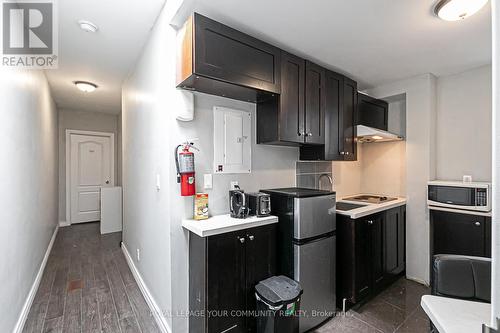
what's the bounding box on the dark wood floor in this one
[314,278,431,333]
[22,222,160,333]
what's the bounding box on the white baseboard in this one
[13,225,59,333]
[59,221,70,227]
[121,243,171,333]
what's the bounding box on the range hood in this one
[356,125,404,143]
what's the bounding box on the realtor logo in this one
[1,0,58,68]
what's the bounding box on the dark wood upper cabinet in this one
[300,72,357,161]
[358,93,388,131]
[342,77,358,160]
[177,13,281,103]
[304,61,326,144]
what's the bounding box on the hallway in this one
[22,223,160,333]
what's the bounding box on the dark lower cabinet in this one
[430,210,491,258]
[189,224,277,333]
[337,206,406,307]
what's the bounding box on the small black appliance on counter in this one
[229,187,248,218]
[247,192,271,217]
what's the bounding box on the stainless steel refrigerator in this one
[262,188,336,332]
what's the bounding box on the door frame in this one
[65,129,115,225]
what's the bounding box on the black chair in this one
[428,254,491,332]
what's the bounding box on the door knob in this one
[238,237,245,244]
[367,220,373,225]
[308,132,313,137]
[248,235,254,241]
[474,222,481,226]
[105,180,110,184]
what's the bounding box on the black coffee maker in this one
[229,186,248,219]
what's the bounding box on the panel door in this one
[432,210,486,257]
[207,231,246,333]
[370,214,386,292]
[354,218,372,302]
[342,78,358,160]
[245,224,277,332]
[304,61,325,144]
[324,70,344,160]
[70,133,113,224]
[279,51,305,143]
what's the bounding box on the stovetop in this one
[343,194,397,204]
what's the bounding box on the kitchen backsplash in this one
[296,161,333,191]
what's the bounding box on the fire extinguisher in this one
[175,142,198,196]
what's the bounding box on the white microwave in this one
[427,180,491,212]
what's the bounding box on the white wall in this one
[491,0,499,326]
[186,93,298,215]
[360,141,407,197]
[122,4,299,332]
[0,69,58,332]
[366,74,437,285]
[436,65,492,182]
[58,109,121,222]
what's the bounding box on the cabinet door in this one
[244,224,277,332]
[358,94,389,131]
[280,52,305,143]
[324,71,343,160]
[207,231,246,333]
[431,210,486,257]
[305,61,325,144]
[194,13,281,94]
[384,207,405,279]
[354,218,372,302]
[342,77,358,160]
[370,214,386,292]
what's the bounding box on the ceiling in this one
[45,0,165,114]
[46,0,491,114]
[193,0,492,89]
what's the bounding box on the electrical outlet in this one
[230,181,239,189]
[136,248,140,261]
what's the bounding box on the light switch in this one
[204,174,213,189]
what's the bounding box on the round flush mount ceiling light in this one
[74,81,98,92]
[78,20,98,33]
[434,0,489,21]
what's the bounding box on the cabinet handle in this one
[308,132,313,137]
[248,235,255,241]
[475,222,481,226]
[340,151,345,155]
[367,220,373,225]
[238,237,245,244]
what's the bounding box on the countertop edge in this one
[182,215,279,237]
[337,199,407,219]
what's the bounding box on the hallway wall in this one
[0,69,58,332]
[57,109,121,223]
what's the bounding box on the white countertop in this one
[182,214,278,237]
[336,196,407,219]
[421,295,491,333]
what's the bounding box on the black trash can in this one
[255,275,303,333]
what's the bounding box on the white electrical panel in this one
[213,106,251,174]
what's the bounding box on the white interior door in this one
[70,133,114,224]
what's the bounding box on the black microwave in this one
[427,181,491,212]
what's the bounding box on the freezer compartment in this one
[294,234,336,332]
[294,195,336,240]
